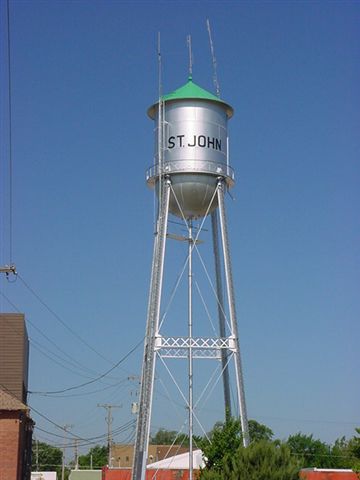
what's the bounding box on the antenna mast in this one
[157,32,164,212]
[206,19,220,97]
[187,34,193,78]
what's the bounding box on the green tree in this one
[201,417,242,472]
[248,419,274,443]
[329,436,353,469]
[150,429,178,445]
[286,432,332,468]
[32,441,63,477]
[78,445,108,469]
[150,428,202,447]
[201,417,275,472]
[348,428,360,472]
[350,428,360,458]
[200,440,301,480]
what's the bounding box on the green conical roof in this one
[148,77,233,118]
[163,76,220,102]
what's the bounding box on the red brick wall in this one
[102,468,201,480]
[300,471,358,480]
[0,411,21,480]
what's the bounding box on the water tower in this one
[132,76,249,480]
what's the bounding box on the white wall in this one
[31,473,57,480]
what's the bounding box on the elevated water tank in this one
[147,77,235,219]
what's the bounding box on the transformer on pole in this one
[132,76,249,480]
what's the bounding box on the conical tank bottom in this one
[157,173,218,219]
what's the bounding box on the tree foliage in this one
[201,417,242,472]
[286,432,332,468]
[330,436,353,469]
[200,417,275,472]
[150,428,201,447]
[32,441,63,477]
[150,429,178,445]
[32,441,62,470]
[248,419,274,443]
[285,428,360,471]
[350,428,360,459]
[348,428,360,472]
[150,423,360,478]
[200,440,301,480]
[78,445,108,469]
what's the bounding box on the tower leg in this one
[188,220,193,480]
[211,210,232,420]
[132,178,171,480]
[217,180,250,446]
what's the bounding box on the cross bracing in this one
[155,335,237,359]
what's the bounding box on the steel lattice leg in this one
[132,178,171,480]
[211,210,232,420]
[217,180,250,446]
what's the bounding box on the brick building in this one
[0,313,29,403]
[0,388,34,480]
[0,313,33,480]
[111,444,189,468]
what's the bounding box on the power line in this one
[17,273,115,365]
[28,337,144,395]
[0,383,81,444]
[0,297,95,378]
[30,408,359,459]
[34,426,73,441]
[30,338,100,379]
[31,377,129,398]
[0,385,82,443]
[0,291,120,382]
[33,420,136,449]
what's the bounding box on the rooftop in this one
[148,77,233,118]
[0,387,28,411]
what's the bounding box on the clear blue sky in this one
[0,0,359,456]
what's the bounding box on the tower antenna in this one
[187,34,193,78]
[157,32,165,222]
[206,19,220,97]
[158,32,162,100]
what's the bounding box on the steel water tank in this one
[147,77,235,219]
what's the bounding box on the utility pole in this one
[61,424,73,480]
[97,404,122,468]
[74,439,79,470]
[35,437,39,471]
